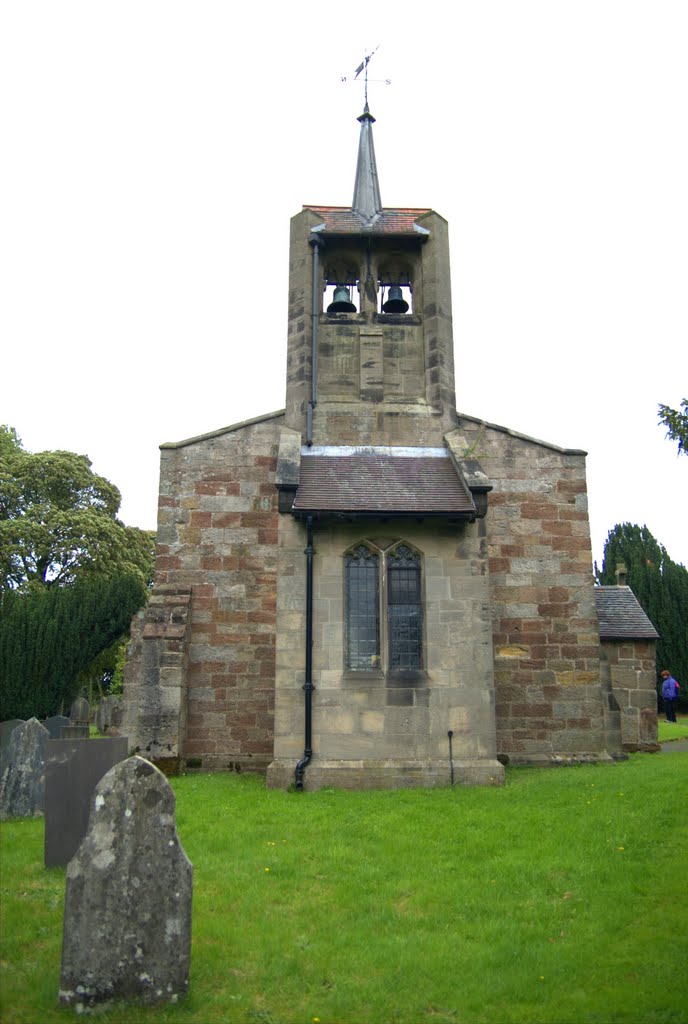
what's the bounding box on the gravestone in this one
[109,698,124,734]
[0,719,25,750]
[64,698,90,739]
[59,756,193,1010]
[44,737,129,867]
[95,696,121,735]
[43,715,70,740]
[0,718,49,819]
[69,697,90,725]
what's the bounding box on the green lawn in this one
[1,754,687,1024]
[657,714,688,742]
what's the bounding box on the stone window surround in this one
[343,537,426,685]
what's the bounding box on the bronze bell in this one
[327,285,357,313]
[382,284,409,314]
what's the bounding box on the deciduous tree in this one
[0,425,154,591]
[0,426,155,715]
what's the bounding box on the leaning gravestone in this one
[0,719,25,750]
[44,736,129,867]
[59,756,193,1010]
[0,718,49,819]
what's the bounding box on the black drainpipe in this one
[295,515,315,790]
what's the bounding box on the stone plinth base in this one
[182,753,273,774]
[266,758,505,791]
[503,751,615,767]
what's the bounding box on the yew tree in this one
[597,523,688,703]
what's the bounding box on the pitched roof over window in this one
[594,586,659,640]
[291,447,477,518]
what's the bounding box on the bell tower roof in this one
[352,103,382,224]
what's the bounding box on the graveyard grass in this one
[1,755,687,1024]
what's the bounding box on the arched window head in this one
[386,546,422,670]
[345,546,380,669]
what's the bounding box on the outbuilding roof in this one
[594,586,659,640]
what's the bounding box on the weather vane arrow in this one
[341,46,391,106]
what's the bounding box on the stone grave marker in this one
[59,756,193,1010]
[0,717,49,819]
[109,698,124,734]
[43,715,70,740]
[95,696,121,735]
[0,719,25,750]
[44,736,129,867]
[70,697,90,724]
[64,697,90,739]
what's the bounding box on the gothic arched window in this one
[345,545,380,670]
[345,542,423,675]
[387,545,422,671]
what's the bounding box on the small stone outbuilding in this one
[595,585,659,752]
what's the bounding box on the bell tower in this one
[284,104,458,448]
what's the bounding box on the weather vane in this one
[341,46,391,107]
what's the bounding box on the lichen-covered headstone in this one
[59,756,193,1010]
[0,717,49,819]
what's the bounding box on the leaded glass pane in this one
[346,547,380,670]
[387,547,422,670]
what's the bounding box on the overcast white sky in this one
[1,1,686,570]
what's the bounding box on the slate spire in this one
[352,103,382,222]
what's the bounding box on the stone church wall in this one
[269,515,503,789]
[124,414,283,773]
[457,416,608,763]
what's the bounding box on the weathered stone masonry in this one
[124,416,283,772]
[456,418,606,762]
[124,102,658,784]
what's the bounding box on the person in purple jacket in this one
[661,669,679,723]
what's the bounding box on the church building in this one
[123,103,658,788]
